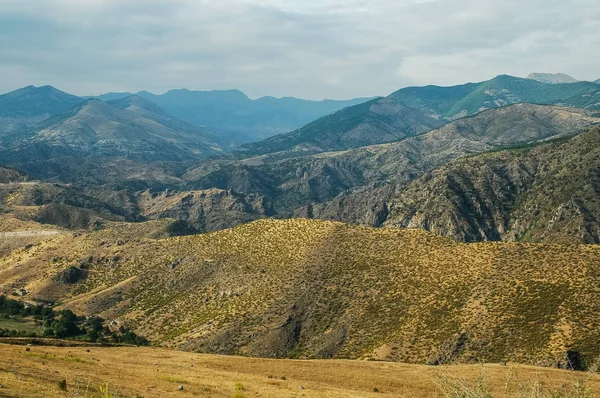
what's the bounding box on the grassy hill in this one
[2,218,600,368]
[1,344,599,397]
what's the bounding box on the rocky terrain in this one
[382,127,600,243]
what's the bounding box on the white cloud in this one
[0,0,598,99]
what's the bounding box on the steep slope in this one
[0,86,83,136]
[0,99,223,163]
[527,73,579,84]
[3,219,600,368]
[381,126,600,243]
[97,89,375,143]
[237,98,443,156]
[190,104,600,217]
[390,75,600,120]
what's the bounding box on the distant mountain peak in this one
[527,73,579,84]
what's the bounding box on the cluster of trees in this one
[0,295,148,345]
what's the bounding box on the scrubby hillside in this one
[238,98,442,156]
[382,126,600,243]
[2,219,600,368]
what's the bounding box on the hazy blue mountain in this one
[0,86,84,136]
[0,99,225,163]
[390,75,600,120]
[237,97,442,156]
[108,95,235,150]
[526,73,579,84]
[90,89,375,143]
[0,85,82,118]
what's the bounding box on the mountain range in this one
[3,73,600,371]
[91,89,375,143]
[3,103,597,239]
[240,74,600,157]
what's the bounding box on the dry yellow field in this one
[1,343,600,397]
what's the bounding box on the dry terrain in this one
[1,343,600,397]
[2,217,600,368]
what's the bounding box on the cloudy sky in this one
[0,0,598,99]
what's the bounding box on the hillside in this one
[0,99,224,163]
[2,218,600,368]
[237,98,443,156]
[0,167,28,184]
[108,95,233,150]
[0,86,82,121]
[189,104,600,217]
[93,89,375,143]
[389,75,600,120]
[136,188,274,233]
[381,126,600,243]
[1,344,598,398]
[527,73,579,84]
[0,86,83,136]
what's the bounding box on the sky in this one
[0,0,598,100]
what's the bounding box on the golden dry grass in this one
[2,343,600,397]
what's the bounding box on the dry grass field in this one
[2,343,600,397]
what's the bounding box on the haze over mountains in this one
[241,74,600,157]
[91,89,375,143]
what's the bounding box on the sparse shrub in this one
[373,387,381,393]
[235,382,244,390]
[58,379,67,391]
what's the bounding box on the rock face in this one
[527,73,579,84]
[381,126,600,243]
[136,189,274,233]
[55,266,85,284]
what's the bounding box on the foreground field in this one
[1,344,600,397]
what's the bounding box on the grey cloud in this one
[0,0,598,99]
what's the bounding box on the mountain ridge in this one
[236,97,442,156]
